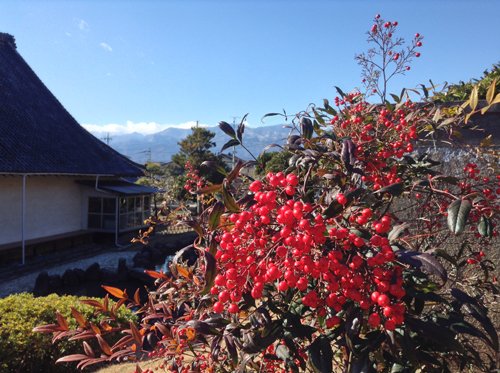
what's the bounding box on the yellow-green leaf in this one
[470,84,479,111]
[480,135,492,148]
[222,182,240,213]
[486,78,497,105]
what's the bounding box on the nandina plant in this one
[34,17,500,373]
[355,14,423,103]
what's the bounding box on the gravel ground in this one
[0,251,137,298]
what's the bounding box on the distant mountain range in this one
[91,124,293,164]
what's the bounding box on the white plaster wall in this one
[0,176,83,245]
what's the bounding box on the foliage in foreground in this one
[34,15,500,373]
[1,292,135,373]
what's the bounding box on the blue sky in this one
[2,0,500,135]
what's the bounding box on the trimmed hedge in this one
[0,293,136,373]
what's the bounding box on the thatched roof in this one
[0,33,144,176]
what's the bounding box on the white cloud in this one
[100,43,112,52]
[66,32,71,37]
[82,121,206,136]
[78,20,89,31]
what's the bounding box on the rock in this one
[62,269,80,287]
[128,267,155,287]
[118,258,129,281]
[48,274,62,292]
[150,248,163,263]
[73,268,85,283]
[100,268,118,284]
[85,262,101,282]
[33,271,49,297]
[133,251,153,269]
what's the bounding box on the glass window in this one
[88,197,117,231]
[88,214,101,229]
[117,195,151,231]
[88,198,101,213]
[103,198,116,214]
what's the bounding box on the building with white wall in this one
[0,33,156,263]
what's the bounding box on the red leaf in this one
[102,285,126,299]
[56,310,69,331]
[96,334,113,356]
[52,330,78,344]
[134,288,141,305]
[56,354,89,363]
[78,299,105,310]
[32,324,62,333]
[111,335,134,351]
[83,341,95,358]
[144,270,168,279]
[130,321,143,345]
[69,330,96,341]
[70,307,87,328]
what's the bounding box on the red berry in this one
[416,41,422,47]
[415,52,421,57]
[213,302,224,313]
[337,194,347,205]
[368,313,381,327]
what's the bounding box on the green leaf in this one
[220,139,241,154]
[470,84,479,111]
[405,316,463,352]
[341,139,356,173]
[431,175,458,185]
[479,214,493,238]
[195,183,223,195]
[177,220,204,238]
[308,335,333,373]
[447,199,471,235]
[322,188,364,219]
[218,121,236,139]
[201,161,228,176]
[237,114,248,143]
[227,158,244,183]
[390,93,401,103]
[334,86,346,98]
[301,117,314,140]
[224,335,238,367]
[450,288,499,350]
[208,202,224,231]
[222,182,240,213]
[374,182,405,196]
[182,320,222,336]
[388,222,411,242]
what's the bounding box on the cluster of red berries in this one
[210,171,407,332]
[329,99,420,190]
[183,161,205,192]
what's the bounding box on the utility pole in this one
[101,132,112,145]
[229,116,240,168]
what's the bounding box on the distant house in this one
[219,153,255,177]
[0,33,157,262]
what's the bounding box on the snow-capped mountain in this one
[92,124,293,164]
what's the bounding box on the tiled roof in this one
[0,33,144,176]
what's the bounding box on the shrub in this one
[0,293,136,373]
[35,15,500,373]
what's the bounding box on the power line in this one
[101,132,112,145]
